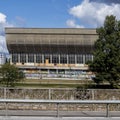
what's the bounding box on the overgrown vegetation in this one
[0,63,25,87]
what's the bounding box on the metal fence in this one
[1,99,120,117]
[0,87,120,100]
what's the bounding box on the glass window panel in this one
[20,54,26,63]
[36,54,42,63]
[12,54,18,63]
[68,54,75,64]
[52,54,59,64]
[85,54,92,63]
[28,54,34,63]
[60,54,67,64]
[77,54,83,64]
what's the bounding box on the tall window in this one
[60,54,67,64]
[20,53,26,63]
[85,54,92,63]
[68,54,75,64]
[52,54,59,64]
[28,54,34,63]
[76,54,83,64]
[12,54,18,63]
[36,54,42,63]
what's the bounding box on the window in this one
[28,54,34,63]
[68,54,75,64]
[76,54,83,64]
[85,54,93,63]
[12,54,18,63]
[36,54,42,63]
[60,54,67,64]
[52,54,59,64]
[20,53,26,63]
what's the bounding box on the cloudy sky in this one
[0,0,120,53]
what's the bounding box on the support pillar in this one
[83,55,85,64]
[59,54,60,64]
[75,54,77,64]
[26,54,28,63]
[42,54,44,63]
[10,54,12,64]
[34,54,36,64]
[18,54,20,63]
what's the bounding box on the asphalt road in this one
[1,110,120,117]
[1,116,120,120]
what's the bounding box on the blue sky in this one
[0,0,120,53]
[0,0,81,28]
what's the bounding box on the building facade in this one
[6,28,97,79]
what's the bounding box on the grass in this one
[23,79,93,84]
[0,78,116,89]
[11,78,94,88]
[15,83,82,88]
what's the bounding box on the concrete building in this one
[5,28,97,79]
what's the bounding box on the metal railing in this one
[1,99,120,117]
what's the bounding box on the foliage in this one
[89,15,120,88]
[0,63,25,87]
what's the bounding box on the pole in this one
[57,103,59,117]
[106,103,109,117]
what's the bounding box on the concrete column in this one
[50,54,52,63]
[83,55,85,64]
[59,54,60,64]
[42,54,44,63]
[18,54,20,63]
[34,54,36,64]
[10,54,12,64]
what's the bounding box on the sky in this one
[0,0,120,53]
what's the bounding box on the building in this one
[0,53,6,65]
[5,28,97,79]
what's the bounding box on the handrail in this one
[1,99,120,104]
[1,99,120,117]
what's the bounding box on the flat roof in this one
[5,28,97,35]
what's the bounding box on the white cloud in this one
[0,12,14,54]
[67,0,120,28]
[0,13,6,23]
[66,19,84,28]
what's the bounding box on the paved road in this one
[1,110,120,117]
[1,116,120,120]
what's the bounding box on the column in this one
[18,54,20,63]
[34,54,36,64]
[59,54,60,64]
[83,54,85,64]
[42,54,44,63]
[50,54,52,63]
[10,54,12,64]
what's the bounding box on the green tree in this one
[89,15,120,88]
[0,63,25,87]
